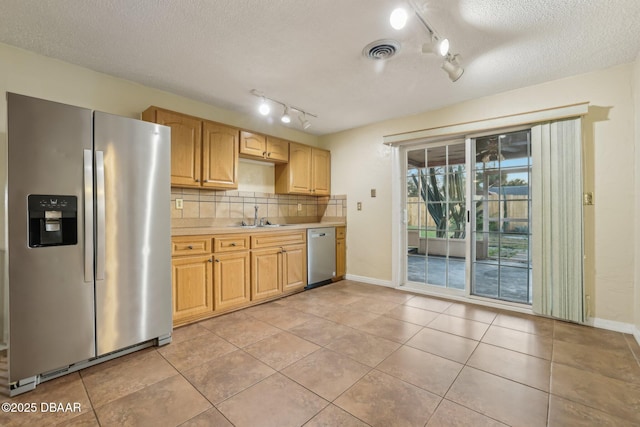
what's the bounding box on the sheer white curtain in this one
[531,118,584,322]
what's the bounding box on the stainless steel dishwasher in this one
[306,227,336,289]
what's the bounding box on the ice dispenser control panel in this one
[28,195,78,247]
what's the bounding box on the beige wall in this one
[321,63,637,325]
[634,55,640,335]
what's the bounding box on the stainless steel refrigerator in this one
[2,93,172,396]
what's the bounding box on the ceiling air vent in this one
[362,39,401,60]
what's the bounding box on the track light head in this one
[390,8,408,30]
[422,35,449,57]
[258,98,270,115]
[442,54,464,82]
[299,114,311,130]
[281,106,291,124]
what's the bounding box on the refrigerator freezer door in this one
[7,93,96,382]
[93,112,172,356]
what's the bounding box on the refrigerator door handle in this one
[96,150,106,281]
[83,149,94,282]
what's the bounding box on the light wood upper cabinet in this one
[264,136,289,162]
[240,132,289,162]
[275,142,330,196]
[312,148,331,196]
[240,131,266,158]
[143,108,202,187]
[142,106,239,190]
[202,121,239,189]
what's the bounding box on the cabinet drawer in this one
[214,235,250,252]
[336,226,346,239]
[172,236,212,256]
[251,231,306,249]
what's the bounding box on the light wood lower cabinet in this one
[213,251,250,311]
[171,254,213,325]
[251,247,283,301]
[282,243,307,292]
[171,230,309,326]
[251,231,307,301]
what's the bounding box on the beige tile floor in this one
[2,280,640,426]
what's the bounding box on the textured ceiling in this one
[1,0,639,135]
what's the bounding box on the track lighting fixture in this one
[258,98,270,115]
[280,106,291,123]
[389,8,408,30]
[390,1,464,81]
[422,34,449,57]
[442,54,464,82]
[250,89,317,130]
[299,113,311,130]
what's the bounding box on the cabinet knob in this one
[267,152,271,158]
[195,179,200,182]
[215,259,220,263]
[187,245,193,250]
[262,151,267,157]
[208,258,213,263]
[230,242,236,247]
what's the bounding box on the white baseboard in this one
[634,326,640,347]
[585,317,636,334]
[344,274,394,288]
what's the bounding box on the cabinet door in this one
[251,247,283,301]
[155,109,202,187]
[265,136,289,162]
[213,251,250,311]
[282,243,307,292]
[172,255,213,325]
[240,131,267,158]
[288,143,312,194]
[336,238,346,278]
[312,148,331,195]
[202,121,239,189]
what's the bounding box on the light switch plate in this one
[371,188,376,197]
[176,198,184,209]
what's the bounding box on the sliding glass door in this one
[471,130,532,304]
[402,130,532,305]
[405,141,467,291]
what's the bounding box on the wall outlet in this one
[371,188,376,197]
[175,198,184,210]
[357,202,362,211]
[297,203,302,211]
[583,192,594,205]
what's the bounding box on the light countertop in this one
[171,221,346,236]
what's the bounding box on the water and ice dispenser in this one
[28,195,78,247]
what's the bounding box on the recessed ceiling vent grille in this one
[362,39,400,60]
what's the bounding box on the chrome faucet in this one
[254,205,259,226]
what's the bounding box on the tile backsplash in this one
[171,188,346,228]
